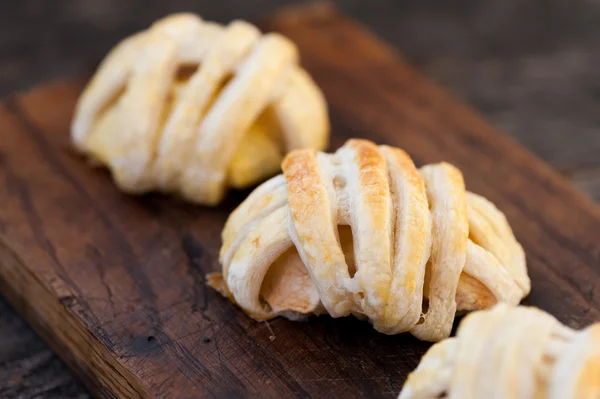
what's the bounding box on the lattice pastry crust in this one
[400,304,600,398]
[210,139,530,341]
[71,13,329,205]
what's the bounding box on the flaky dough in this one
[210,139,530,341]
[399,304,600,398]
[72,13,328,205]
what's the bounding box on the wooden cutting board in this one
[1,3,600,398]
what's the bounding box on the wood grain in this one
[4,0,600,178]
[1,3,600,398]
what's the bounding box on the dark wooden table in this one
[1,1,599,397]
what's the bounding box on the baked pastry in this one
[399,304,600,398]
[209,139,530,341]
[71,13,329,205]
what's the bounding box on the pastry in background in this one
[209,139,530,342]
[399,304,600,399]
[72,13,329,205]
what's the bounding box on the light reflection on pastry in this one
[71,13,329,205]
[209,139,530,342]
[399,304,600,399]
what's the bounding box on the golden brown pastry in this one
[399,304,600,399]
[209,139,530,342]
[71,13,329,205]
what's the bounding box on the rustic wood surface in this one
[1,1,600,398]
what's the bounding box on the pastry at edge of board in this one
[71,12,329,206]
[208,138,531,342]
[399,303,600,399]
